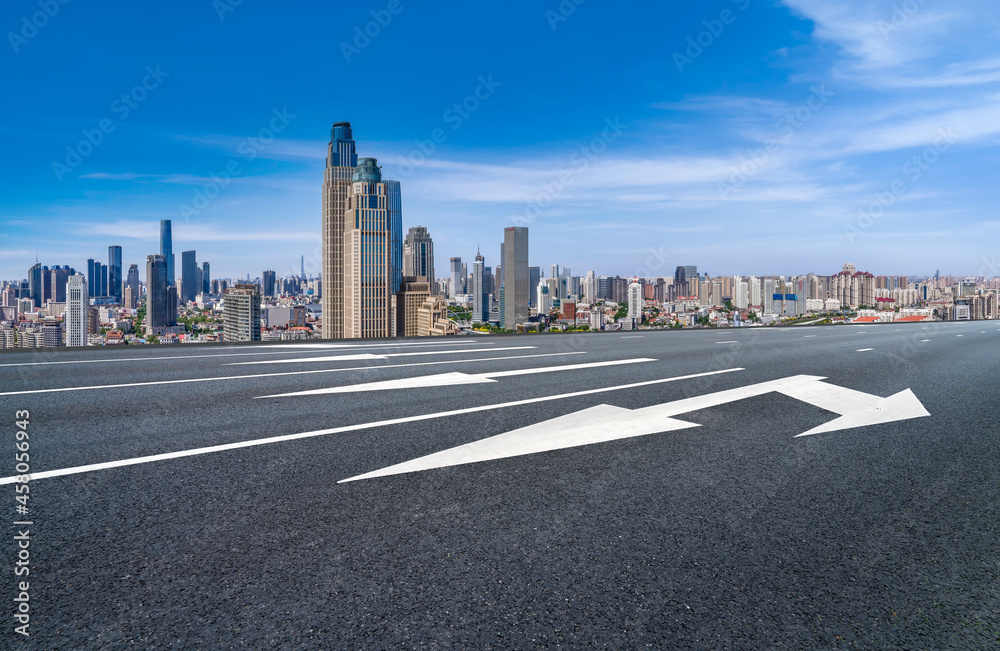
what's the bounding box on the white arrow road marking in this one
[340,375,931,482]
[256,358,658,398]
[0,352,583,396]
[226,346,534,365]
[0,367,744,485]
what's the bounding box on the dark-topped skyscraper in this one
[403,226,435,282]
[160,219,175,288]
[146,254,169,329]
[181,250,198,303]
[108,245,123,304]
[321,121,358,339]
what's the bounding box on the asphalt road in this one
[1,321,998,649]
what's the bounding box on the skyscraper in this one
[502,227,529,329]
[49,266,73,303]
[160,219,175,288]
[108,245,123,304]
[403,226,435,281]
[321,121,359,339]
[627,277,642,319]
[125,264,140,309]
[66,274,88,346]
[181,250,198,303]
[528,266,541,308]
[472,250,487,323]
[450,257,464,297]
[223,284,261,342]
[675,266,697,299]
[201,262,210,295]
[27,262,43,309]
[262,270,276,297]
[343,157,400,338]
[146,254,169,330]
[87,259,98,298]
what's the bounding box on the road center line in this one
[0,367,746,485]
[0,352,585,396]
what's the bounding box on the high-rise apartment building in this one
[502,227,529,329]
[627,277,642,319]
[160,219,175,288]
[223,284,261,342]
[108,245,123,304]
[321,122,359,339]
[65,274,88,346]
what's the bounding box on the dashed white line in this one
[0,352,585,397]
[921,340,931,343]
[856,348,874,352]
[716,341,738,344]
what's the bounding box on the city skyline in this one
[2,2,999,280]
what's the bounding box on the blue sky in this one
[2,0,998,281]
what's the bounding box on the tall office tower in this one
[449,258,464,297]
[502,227,529,329]
[65,274,88,346]
[181,250,199,303]
[201,262,211,295]
[160,219,175,288]
[49,266,73,303]
[300,255,305,280]
[262,270,276,297]
[28,262,43,309]
[223,284,261,342]
[146,254,169,329]
[584,270,595,303]
[402,226,435,280]
[87,259,98,298]
[321,121,359,339]
[386,178,403,295]
[343,157,399,339]
[483,266,493,309]
[528,266,541,308]
[627,277,642,319]
[125,264,140,309]
[472,250,487,322]
[108,245,123,304]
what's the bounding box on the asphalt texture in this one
[1,321,998,649]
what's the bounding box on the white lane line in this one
[716,341,738,344]
[0,352,585,397]
[0,339,489,367]
[803,335,817,338]
[226,346,532,365]
[856,348,874,352]
[956,335,964,337]
[620,336,643,339]
[921,340,931,343]
[0,367,746,485]
[257,358,658,397]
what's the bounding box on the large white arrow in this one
[257,358,657,397]
[339,375,930,482]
